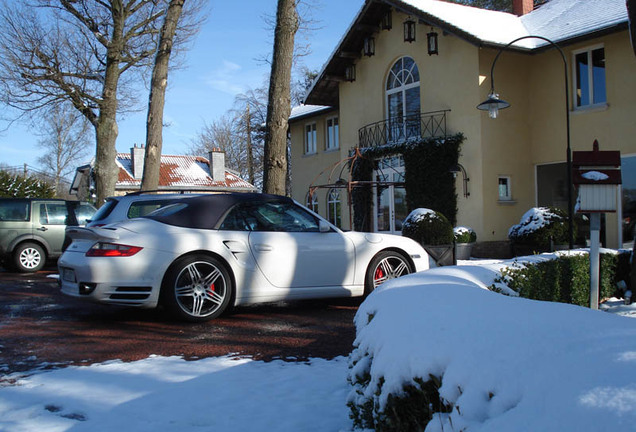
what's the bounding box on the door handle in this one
[37,227,48,232]
[254,244,273,252]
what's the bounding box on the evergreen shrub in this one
[402,208,454,246]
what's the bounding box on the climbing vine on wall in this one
[350,133,464,231]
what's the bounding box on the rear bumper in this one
[58,251,169,308]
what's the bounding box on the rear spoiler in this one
[65,226,120,241]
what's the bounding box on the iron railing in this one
[357,109,450,148]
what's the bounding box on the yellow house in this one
[289,0,636,254]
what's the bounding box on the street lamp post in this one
[477,35,574,249]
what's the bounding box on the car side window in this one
[250,201,320,232]
[218,205,252,231]
[75,204,96,225]
[39,203,68,225]
[0,200,30,221]
[128,200,174,219]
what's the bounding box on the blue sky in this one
[0,0,361,170]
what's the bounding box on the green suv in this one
[0,199,96,272]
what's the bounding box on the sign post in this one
[572,140,622,309]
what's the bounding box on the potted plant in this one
[454,226,476,260]
[402,208,455,266]
[508,207,574,256]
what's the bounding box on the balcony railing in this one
[358,109,450,148]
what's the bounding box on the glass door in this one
[373,157,406,235]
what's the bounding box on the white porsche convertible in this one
[59,193,430,321]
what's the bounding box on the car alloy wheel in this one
[365,251,412,294]
[14,242,45,273]
[163,255,233,322]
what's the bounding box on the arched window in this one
[306,191,318,213]
[327,188,342,228]
[386,57,420,141]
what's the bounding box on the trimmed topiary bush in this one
[508,207,573,253]
[453,226,476,243]
[402,208,453,246]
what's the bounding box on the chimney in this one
[208,148,226,183]
[131,144,145,179]
[512,0,533,16]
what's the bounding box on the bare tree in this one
[0,1,198,205]
[36,104,91,195]
[142,0,206,190]
[262,0,299,195]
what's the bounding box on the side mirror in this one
[319,220,331,233]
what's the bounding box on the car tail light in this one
[86,242,143,257]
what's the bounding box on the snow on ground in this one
[1,254,636,432]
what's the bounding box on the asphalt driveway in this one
[0,265,358,375]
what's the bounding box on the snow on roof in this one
[115,153,256,191]
[521,0,629,46]
[289,104,334,121]
[399,0,534,48]
[399,0,628,49]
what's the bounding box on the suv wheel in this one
[14,242,46,272]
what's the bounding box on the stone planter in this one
[454,242,474,261]
[423,244,455,266]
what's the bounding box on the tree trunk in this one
[262,0,298,196]
[245,104,255,185]
[628,0,636,57]
[141,0,186,191]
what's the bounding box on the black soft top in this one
[145,192,292,230]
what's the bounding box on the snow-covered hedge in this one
[402,208,453,246]
[491,250,630,306]
[508,207,571,249]
[347,270,636,431]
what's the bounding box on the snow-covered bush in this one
[402,208,453,246]
[508,207,571,249]
[453,226,476,243]
[347,271,636,431]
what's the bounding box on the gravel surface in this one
[0,265,358,374]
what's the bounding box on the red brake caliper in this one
[374,267,384,282]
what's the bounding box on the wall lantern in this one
[449,163,470,198]
[381,11,392,30]
[345,64,356,82]
[363,37,375,57]
[427,29,439,55]
[403,18,416,43]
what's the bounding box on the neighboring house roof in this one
[304,0,629,106]
[289,104,335,123]
[113,153,256,191]
[70,152,257,196]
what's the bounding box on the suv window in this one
[75,203,96,225]
[39,203,68,225]
[0,200,30,221]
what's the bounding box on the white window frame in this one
[572,44,606,109]
[498,176,512,201]
[327,188,342,228]
[304,122,317,155]
[325,116,339,150]
[306,191,318,213]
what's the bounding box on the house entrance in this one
[373,156,407,234]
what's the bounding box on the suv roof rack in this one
[125,190,191,196]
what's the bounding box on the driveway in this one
[0,266,358,374]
